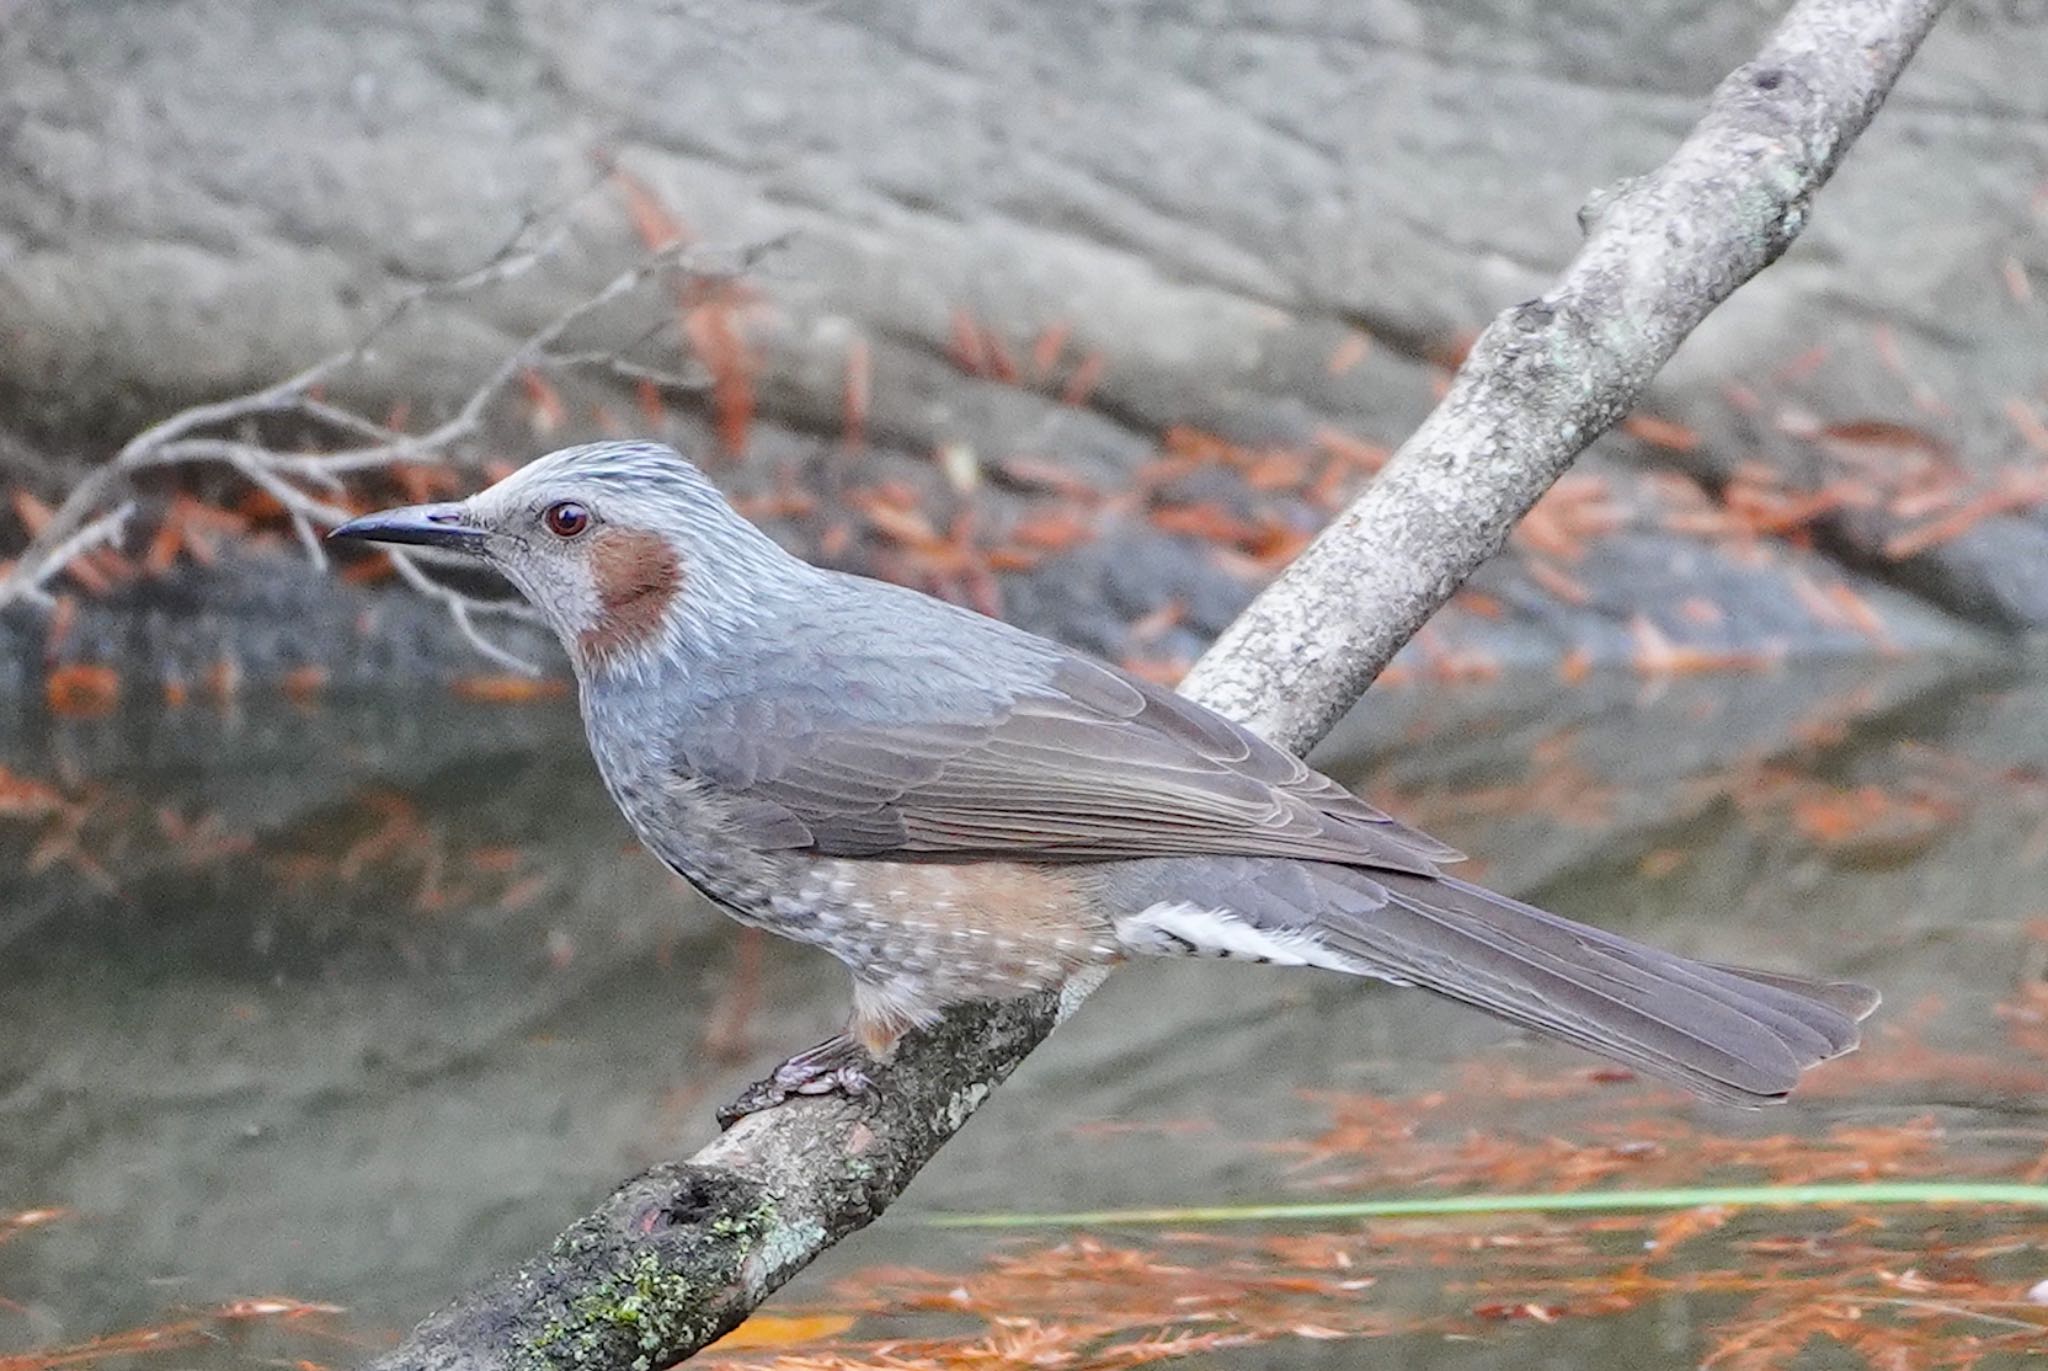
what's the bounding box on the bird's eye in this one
[543,501,590,538]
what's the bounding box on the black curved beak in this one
[328,502,487,553]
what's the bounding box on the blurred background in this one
[2,2,2047,1368]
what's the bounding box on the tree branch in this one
[361,1,1951,1366]
[0,224,777,672]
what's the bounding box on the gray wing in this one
[676,648,1461,873]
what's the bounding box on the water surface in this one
[4,654,2045,1367]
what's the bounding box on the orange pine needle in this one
[1884,469,2048,559]
[1030,321,1071,382]
[1311,426,1390,475]
[1629,615,1781,678]
[2006,397,2048,455]
[612,167,690,251]
[1773,344,1831,384]
[0,769,67,820]
[450,675,569,704]
[204,656,243,704]
[11,489,52,536]
[1008,510,1095,552]
[635,376,667,429]
[281,665,329,705]
[1325,331,1372,376]
[948,309,990,378]
[1523,557,1592,606]
[983,328,1019,384]
[2002,254,2034,304]
[684,292,758,458]
[1061,351,1106,407]
[1622,413,1700,452]
[45,594,76,654]
[520,369,567,437]
[45,664,119,717]
[995,457,1104,502]
[842,338,871,451]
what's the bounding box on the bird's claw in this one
[718,1038,876,1129]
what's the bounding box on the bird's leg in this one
[715,987,920,1128]
[717,1034,876,1129]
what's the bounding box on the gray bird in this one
[333,440,1876,1119]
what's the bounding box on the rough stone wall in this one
[1,0,2043,674]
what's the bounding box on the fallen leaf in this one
[711,1313,857,1350]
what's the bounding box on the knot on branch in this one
[1577,175,1643,237]
[1723,57,1816,122]
[626,1166,731,1232]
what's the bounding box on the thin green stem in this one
[928,1182,2048,1229]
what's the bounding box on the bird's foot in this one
[718,1034,875,1129]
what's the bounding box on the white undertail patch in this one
[1114,902,1364,972]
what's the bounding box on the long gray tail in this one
[1110,859,1878,1107]
[1333,869,1876,1105]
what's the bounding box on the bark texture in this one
[359,1,1953,1367]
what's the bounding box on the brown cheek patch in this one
[578,526,682,666]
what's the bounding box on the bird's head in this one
[331,441,801,676]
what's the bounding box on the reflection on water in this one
[4,653,2048,1368]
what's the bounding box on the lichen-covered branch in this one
[362,1,1951,1367]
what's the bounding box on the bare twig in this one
[360,2,1953,1368]
[384,552,545,676]
[0,218,784,668]
[264,235,784,482]
[10,501,137,608]
[544,351,713,393]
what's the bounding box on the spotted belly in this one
[683,849,1122,1001]
[602,768,1120,1011]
